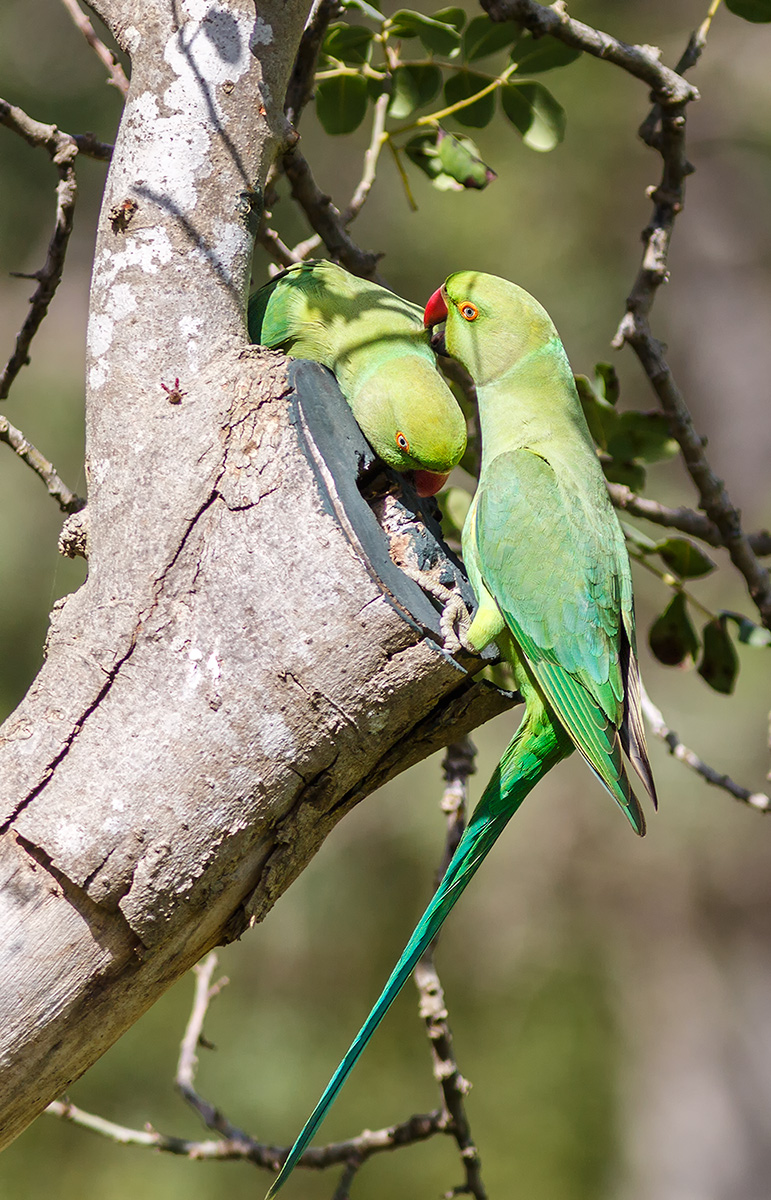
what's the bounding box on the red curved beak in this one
[414,469,450,497]
[423,286,448,329]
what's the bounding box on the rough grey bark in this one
[0,0,512,1147]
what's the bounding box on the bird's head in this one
[353,356,467,496]
[424,271,557,387]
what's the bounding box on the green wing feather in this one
[471,447,647,833]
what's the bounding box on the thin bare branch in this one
[479,0,698,105]
[0,99,79,400]
[175,954,247,1140]
[59,0,129,97]
[46,1093,449,1170]
[291,232,322,260]
[282,147,384,281]
[47,945,459,1177]
[639,0,722,146]
[607,20,771,629]
[0,414,84,513]
[46,1098,256,1158]
[258,226,303,270]
[607,483,771,558]
[71,132,113,161]
[342,93,389,225]
[641,687,770,812]
[331,1160,361,1200]
[278,0,384,280]
[413,739,487,1200]
[285,0,341,126]
[617,326,771,629]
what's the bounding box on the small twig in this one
[278,0,384,279]
[45,1098,256,1158]
[282,146,384,281]
[0,99,79,400]
[413,739,487,1200]
[342,93,389,225]
[608,11,771,630]
[46,1094,450,1169]
[386,138,418,213]
[258,226,303,270]
[331,1159,361,1200]
[284,0,342,127]
[413,62,517,129]
[175,953,242,1138]
[479,0,698,105]
[48,948,460,1177]
[608,483,771,558]
[639,0,722,146]
[641,686,770,812]
[71,132,114,161]
[59,0,129,97]
[0,413,84,513]
[618,330,771,630]
[292,232,323,260]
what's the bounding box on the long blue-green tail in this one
[265,705,569,1198]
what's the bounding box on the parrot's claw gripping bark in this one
[440,590,475,655]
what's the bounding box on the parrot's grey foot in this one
[441,591,476,655]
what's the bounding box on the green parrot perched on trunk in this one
[265,271,657,1199]
[248,260,467,496]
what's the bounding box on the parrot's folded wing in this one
[474,447,651,833]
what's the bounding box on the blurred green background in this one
[2,1,771,1197]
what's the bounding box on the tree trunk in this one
[0,0,512,1146]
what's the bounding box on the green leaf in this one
[601,458,646,492]
[594,362,619,406]
[575,376,612,450]
[366,72,388,102]
[315,74,369,135]
[655,537,716,579]
[323,23,374,64]
[510,32,582,73]
[403,129,495,191]
[388,64,442,118]
[462,16,522,62]
[432,7,467,32]
[722,612,771,646]
[605,411,678,464]
[436,130,496,188]
[404,131,462,189]
[342,0,384,19]
[443,70,496,127]
[698,617,739,694]
[389,9,461,55]
[725,0,771,21]
[501,80,565,151]
[649,592,700,667]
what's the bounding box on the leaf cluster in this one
[314,1,582,196]
[575,365,677,493]
[573,365,769,697]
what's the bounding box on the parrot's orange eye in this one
[396,431,409,452]
[459,302,478,321]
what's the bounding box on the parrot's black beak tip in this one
[429,324,447,356]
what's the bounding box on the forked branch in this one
[0,100,80,400]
